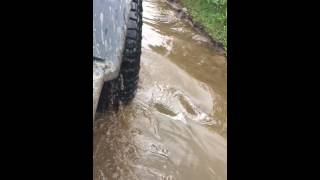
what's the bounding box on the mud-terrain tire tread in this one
[119,0,143,104]
[96,0,142,112]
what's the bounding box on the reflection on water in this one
[94,0,227,179]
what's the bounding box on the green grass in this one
[180,0,227,50]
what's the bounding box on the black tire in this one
[96,77,120,112]
[119,0,143,104]
[96,0,142,112]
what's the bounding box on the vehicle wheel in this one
[96,77,120,112]
[119,0,143,104]
[96,0,142,112]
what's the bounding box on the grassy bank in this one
[180,0,227,49]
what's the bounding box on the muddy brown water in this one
[93,0,227,179]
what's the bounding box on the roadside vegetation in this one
[180,0,227,50]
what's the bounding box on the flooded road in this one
[94,0,227,179]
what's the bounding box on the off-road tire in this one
[119,0,143,104]
[96,77,120,112]
[96,0,142,112]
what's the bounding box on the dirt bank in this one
[165,0,226,55]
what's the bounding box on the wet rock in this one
[176,10,186,19]
[182,7,187,13]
